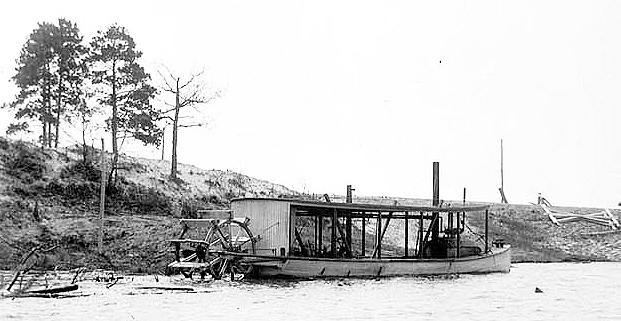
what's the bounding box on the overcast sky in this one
[1,1,620,207]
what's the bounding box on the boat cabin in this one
[231,197,491,260]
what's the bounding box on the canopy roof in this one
[231,197,489,213]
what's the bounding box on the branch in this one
[178,69,205,90]
[178,123,206,128]
[158,115,175,122]
[156,70,176,93]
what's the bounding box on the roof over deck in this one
[231,197,489,213]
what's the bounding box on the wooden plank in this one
[167,261,213,268]
[604,208,621,228]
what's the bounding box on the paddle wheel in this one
[168,211,258,280]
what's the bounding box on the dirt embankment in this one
[0,137,297,272]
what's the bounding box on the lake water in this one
[2,262,620,321]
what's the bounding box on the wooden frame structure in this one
[538,195,620,229]
[288,200,489,260]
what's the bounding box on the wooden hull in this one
[251,246,511,278]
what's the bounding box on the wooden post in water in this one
[98,138,106,254]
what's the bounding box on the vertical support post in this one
[314,215,318,256]
[318,214,323,257]
[432,162,440,242]
[404,211,409,258]
[463,187,466,205]
[500,139,504,195]
[485,209,489,254]
[361,216,366,257]
[376,211,382,259]
[346,185,354,203]
[419,211,424,258]
[456,212,460,258]
[289,207,296,255]
[98,138,106,254]
[331,208,337,257]
[346,185,353,252]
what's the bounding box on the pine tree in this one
[89,24,160,185]
[5,19,88,148]
[7,22,58,146]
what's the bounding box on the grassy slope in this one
[1,136,620,274]
[0,137,297,272]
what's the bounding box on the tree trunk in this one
[171,78,180,180]
[41,119,47,148]
[46,62,53,148]
[54,73,62,148]
[82,113,87,165]
[108,61,119,187]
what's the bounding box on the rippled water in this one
[2,263,621,321]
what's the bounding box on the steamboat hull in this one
[251,246,511,278]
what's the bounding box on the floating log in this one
[27,284,78,294]
[134,286,194,291]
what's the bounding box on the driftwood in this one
[27,284,78,294]
[134,286,194,291]
[6,245,58,292]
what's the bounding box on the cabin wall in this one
[231,199,291,256]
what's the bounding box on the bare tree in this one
[157,67,219,180]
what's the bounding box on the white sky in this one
[1,1,620,207]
